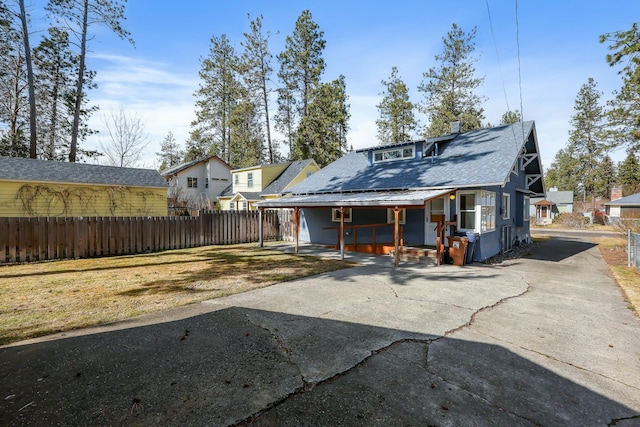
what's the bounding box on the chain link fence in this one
[630,231,640,271]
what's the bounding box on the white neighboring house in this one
[160,155,232,211]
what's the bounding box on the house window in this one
[331,208,352,222]
[523,196,530,222]
[459,191,496,232]
[234,175,239,185]
[241,201,248,210]
[306,171,313,178]
[373,145,415,163]
[205,178,209,189]
[481,190,496,232]
[502,194,510,219]
[386,208,406,224]
[459,193,476,230]
[248,172,253,188]
[187,177,198,188]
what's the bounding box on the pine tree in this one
[618,150,640,196]
[600,23,640,152]
[376,66,417,144]
[296,75,349,167]
[156,131,183,171]
[276,10,325,158]
[32,27,77,160]
[500,110,521,125]
[228,97,264,168]
[567,78,608,212]
[241,15,276,163]
[46,0,133,162]
[418,23,485,137]
[544,147,582,194]
[192,34,243,164]
[594,155,617,198]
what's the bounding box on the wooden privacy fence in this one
[0,209,293,264]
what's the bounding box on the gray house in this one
[530,188,574,224]
[605,192,640,220]
[260,121,545,263]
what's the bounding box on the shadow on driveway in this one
[1,306,637,426]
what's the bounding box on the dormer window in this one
[373,145,415,163]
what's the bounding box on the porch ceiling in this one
[257,188,455,208]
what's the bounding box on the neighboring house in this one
[160,155,232,211]
[0,156,168,217]
[605,192,640,219]
[218,159,319,211]
[530,188,573,224]
[260,121,545,262]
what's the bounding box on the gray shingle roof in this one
[531,190,573,205]
[605,192,640,206]
[160,155,228,177]
[0,156,167,188]
[261,159,316,195]
[287,121,539,195]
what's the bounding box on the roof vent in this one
[450,120,461,134]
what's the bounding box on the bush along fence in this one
[0,210,293,264]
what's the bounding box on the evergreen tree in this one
[32,27,77,160]
[418,23,485,137]
[276,9,325,158]
[600,23,640,152]
[183,128,212,163]
[544,147,582,194]
[296,75,349,167]
[594,154,617,199]
[156,131,183,171]
[228,97,264,168]
[376,66,417,144]
[618,150,640,196]
[500,110,521,125]
[46,0,133,162]
[567,78,608,212]
[241,15,276,163]
[192,34,244,164]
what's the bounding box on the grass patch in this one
[0,244,354,346]
[594,236,640,317]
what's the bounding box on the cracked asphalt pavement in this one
[2,232,640,426]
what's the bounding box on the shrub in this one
[554,212,590,228]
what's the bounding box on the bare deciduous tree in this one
[100,106,149,168]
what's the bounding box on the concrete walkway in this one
[1,233,639,426]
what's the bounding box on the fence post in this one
[629,228,632,268]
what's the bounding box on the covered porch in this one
[257,189,457,267]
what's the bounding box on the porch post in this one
[394,206,400,268]
[339,206,345,260]
[294,207,300,254]
[258,207,264,247]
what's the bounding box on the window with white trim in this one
[459,192,476,230]
[373,145,415,163]
[502,194,510,219]
[331,208,352,222]
[234,174,239,185]
[481,190,496,232]
[459,190,496,232]
[247,172,254,188]
[523,196,530,222]
[386,208,406,224]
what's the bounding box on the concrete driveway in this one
[2,232,639,426]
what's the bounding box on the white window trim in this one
[524,196,530,222]
[458,190,496,233]
[386,208,406,224]
[332,208,352,223]
[502,193,510,219]
[373,145,415,163]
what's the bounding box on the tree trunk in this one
[19,0,37,159]
[69,0,89,163]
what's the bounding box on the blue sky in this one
[27,1,640,169]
